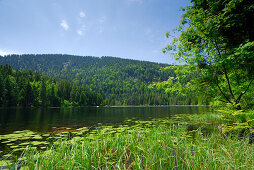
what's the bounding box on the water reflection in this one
[0,106,209,134]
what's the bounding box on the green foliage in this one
[0,64,102,107]
[164,0,254,109]
[149,65,208,105]
[219,108,254,133]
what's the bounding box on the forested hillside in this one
[0,64,103,107]
[0,54,201,105]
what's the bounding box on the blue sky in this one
[0,0,189,64]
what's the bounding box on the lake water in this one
[0,106,210,135]
[0,106,212,158]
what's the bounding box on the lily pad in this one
[31,141,46,146]
[19,142,30,146]
[42,134,50,137]
[6,143,14,146]
[3,154,12,157]
[18,157,27,161]
[0,160,12,166]
[76,127,89,132]
[2,140,12,143]
[10,145,19,148]
[13,148,26,152]
[32,135,43,140]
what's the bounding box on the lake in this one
[0,106,210,135]
[0,106,211,156]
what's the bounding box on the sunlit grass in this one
[1,114,253,169]
[15,123,254,169]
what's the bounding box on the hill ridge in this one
[0,54,198,105]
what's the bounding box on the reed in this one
[17,123,253,169]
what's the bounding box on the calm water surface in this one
[0,106,209,135]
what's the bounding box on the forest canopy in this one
[0,55,205,106]
[0,64,103,107]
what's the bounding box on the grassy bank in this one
[11,122,253,169]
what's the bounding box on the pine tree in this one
[25,83,33,107]
[3,77,16,106]
[40,80,47,106]
[0,74,4,106]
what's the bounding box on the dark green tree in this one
[79,91,87,106]
[40,80,47,107]
[24,83,33,107]
[3,77,16,106]
[164,0,254,109]
[0,74,4,106]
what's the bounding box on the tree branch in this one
[213,38,236,101]
[201,87,228,103]
[215,80,232,104]
[235,79,254,104]
[222,65,236,101]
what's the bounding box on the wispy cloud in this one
[98,16,106,33]
[99,16,106,22]
[127,0,144,5]
[76,11,87,36]
[60,20,69,31]
[77,30,83,36]
[144,27,155,43]
[79,11,86,18]
[145,28,152,36]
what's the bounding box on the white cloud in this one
[77,24,86,36]
[60,20,69,31]
[77,30,83,36]
[79,11,86,18]
[0,50,18,56]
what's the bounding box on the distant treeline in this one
[0,65,103,107]
[0,54,204,105]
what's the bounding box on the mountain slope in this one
[0,54,198,105]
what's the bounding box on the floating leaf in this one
[3,154,12,157]
[42,134,50,137]
[32,135,43,140]
[10,145,19,148]
[19,142,30,146]
[18,157,26,161]
[0,160,12,166]
[2,140,12,143]
[31,141,48,146]
[13,148,26,152]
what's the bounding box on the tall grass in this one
[19,124,254,169]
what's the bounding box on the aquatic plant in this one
[16,124,254,169]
